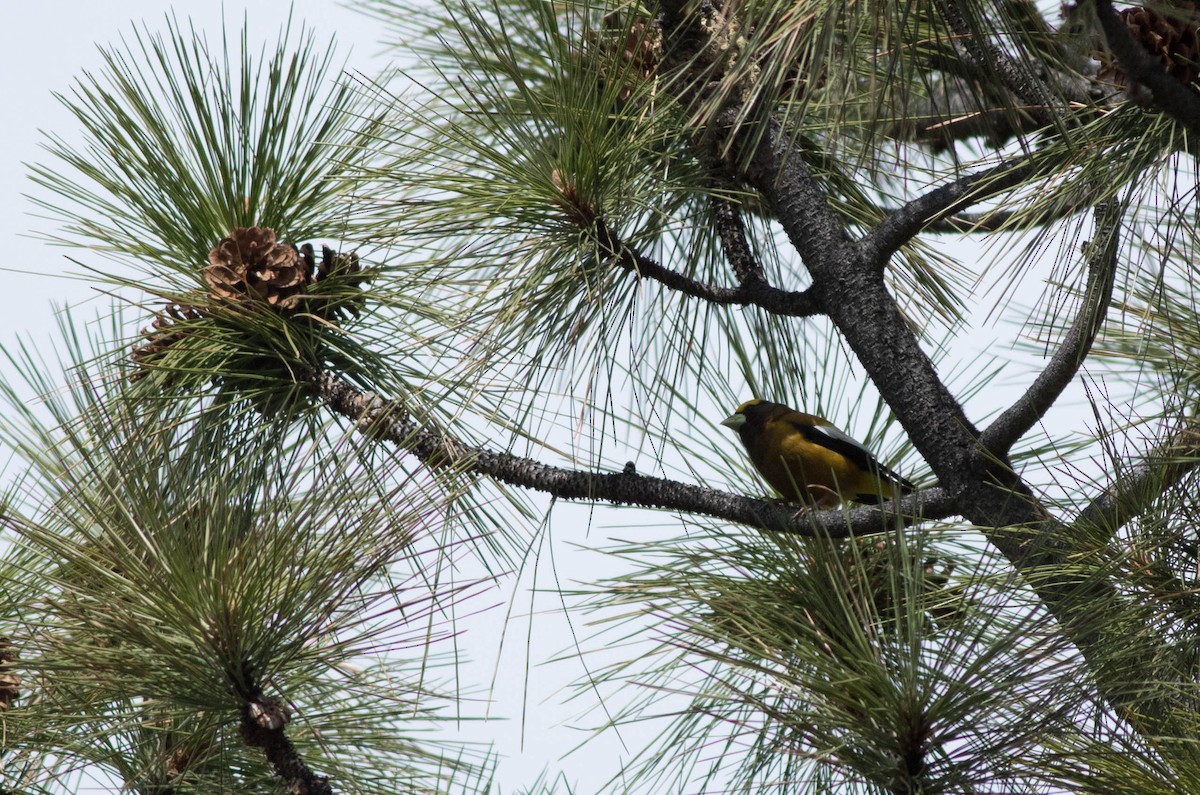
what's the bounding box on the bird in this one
[721,399,916,509]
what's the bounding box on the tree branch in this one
[924,199,1086,234]
[595,220,823,316]
[240,703,330,795]
[741,120,985,492]
[1076,420,1200,536]
[1093,0,1200,134]
[861,157,1035,265]
[854,184,1089,240]
[863,155,1101,250]
[933,0,1067,127]
[710,194,767,285]
[232,662,330,795]
[981,201,1121,455]
[306,369,952,537]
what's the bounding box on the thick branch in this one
[1094,0,1200,134]
[308,370,952,537]
[740,118,1186,737]
[742,120,985,492]
[981,201,1121,454]
[596,221,822,316]
[890,7,1096,148]
[926,211,1011,234]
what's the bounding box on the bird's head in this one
[720,399,769,432]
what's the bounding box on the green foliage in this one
[29,14,380,276]
[0,334,484,792]
[583,524,1103,792]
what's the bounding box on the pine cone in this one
[318,246,363,284]
[130,303,204,380]
[205,227,311,312]
[1096,4,1200,92]
[132,228,369,393]
[297,243,370,319]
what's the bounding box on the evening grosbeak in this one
[721,399,916,509]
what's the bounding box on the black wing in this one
[792,420,916,493]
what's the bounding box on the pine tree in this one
[6,1,1200,792]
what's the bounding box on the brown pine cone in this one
[205,227,310,311]
[1096,4,1200,93]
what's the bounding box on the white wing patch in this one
[807,423,873,459]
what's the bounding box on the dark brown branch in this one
[861,158,1035,265]
[1076,421,1200,536]
[232,663,330,794]
[879,164,1099,237]
[1094,0,1200,134]
[981,201,1121,455]
[885,4,1097,151]
[710,194,767,285]
[307,369,952,537]
[917,4,1093,110]
[595,221,822,317]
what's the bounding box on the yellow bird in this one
[721,399,915,509]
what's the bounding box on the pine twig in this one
[710,194,767,286]
[1076,421,1200,536]
[596,220,822,316]
[981,200,1121,454]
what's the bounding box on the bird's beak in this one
[720,412,746,431]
